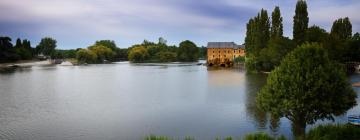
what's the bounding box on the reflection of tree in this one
[270,114,280,135]
[245,73,269,129]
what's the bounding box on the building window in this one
[224,55,226,57]
[219,55,220,57]
[234,50,235,53]
[213,55,215,57]
[228,51,230,53]
[219,51,220,53]
[213,51,214,53]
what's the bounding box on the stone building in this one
[207,42,245,67]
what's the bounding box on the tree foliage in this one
[88,45,115,62]
[128,46,149,62]
[271,6,283,39]
[330,17,352,41]
[36,37,57,56]
[76,49,97,63]
[306,25,329,43]
[177,40,199,62]
[256,43,357,138]
[293,0,309,46]
[258,37,295,71]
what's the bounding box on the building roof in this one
[207,42,244,49]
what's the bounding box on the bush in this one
[156,51,177,62]
[243,133,281,140]
[88,45,115,62]
[128,46,149,62]
[306,124,360,140]
[76,49,97,63]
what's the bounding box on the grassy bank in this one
[145,124,360,140]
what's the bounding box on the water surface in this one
[0,62,359,140]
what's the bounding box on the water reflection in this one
[244,73,269,129]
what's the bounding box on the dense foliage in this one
[256,43,357,138]
[76,49,97,63]
[270,6,283,39]
[306,124,360,140]
[36,37,57,56]
[293,0,308,46]
[245,8,288,72]
[128,46,149,62]
[0,36,35,62]
[177,40,199,62]
[127,38,200,63]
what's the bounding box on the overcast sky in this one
[0,0,359,49]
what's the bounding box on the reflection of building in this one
[207,42,245,66]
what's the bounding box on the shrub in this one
[306,124,360,140]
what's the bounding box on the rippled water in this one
[0,62,359,140]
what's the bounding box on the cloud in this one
[0,0,359,49]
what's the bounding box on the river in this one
[0,62,359,140]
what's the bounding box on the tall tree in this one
[293,0,309,46]
[36,37,57,56]
[15,38,22,48]
[244,9,270,71]
[330,17,352,41]
[257,43,357,139]
[271,6,283,39]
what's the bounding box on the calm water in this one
[0,62,359,140]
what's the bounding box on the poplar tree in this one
[330,17,352,41]
[271,6,283,39]
[293,0,308,46]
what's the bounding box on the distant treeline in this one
[0,36,207,64]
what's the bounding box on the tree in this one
[257,43,357,139]
[306,25,329,43]
[0,37,20,62]
[88,45,114,62]
[177,40,199,62]
[293,0,309,46]
[95,40,117,51]
[271,6,283,39]
[36,37,57,56]
[156,51,177,62]
[330,17,352,41]
[76,49,97,63]
[128,46,149,62]
[245,9,270,71]
[258,37,295,71]
[15,38,22,48]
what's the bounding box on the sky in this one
[0,0,359,49]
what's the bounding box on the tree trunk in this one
[291,118,306,140]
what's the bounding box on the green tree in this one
[88,45,114,62]
[156,51,177,62]
[76,49,97,63]
[95,40,117,51]
[0,37,20,62]
[128,46,149,62]
[257,43,357,139]
[330,17,352,41]
[177,40,199,62]
[258,37,295,71]
[293,0,309,46]
[271,6,283,39]
[245,9,270,71]
[36,37,57,56]
[306,25,329,43]
[15,38,22,48]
